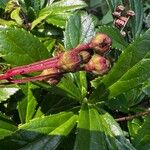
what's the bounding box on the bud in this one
[90,33,112,54]
[40,68,61,76]
[79,51,92,63]
[84,54,110,75]
[40,68,62,84]
[57,51,82,72]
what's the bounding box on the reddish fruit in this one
[84,54,110,75]
[90,33,112,54]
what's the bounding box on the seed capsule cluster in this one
[112,5,135,36]
[0,33,112,85]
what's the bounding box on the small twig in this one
[115,109,150,122]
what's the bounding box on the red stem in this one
[8,74,60,83]
[0,43,91,81]
[0,57,59,80]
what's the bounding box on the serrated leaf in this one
[0,28,49,66]
[0,113,17,140]
[74,103,135,150]
[97,26,127,50]
[129,0,144,37]
[64,12,95,50]
[90,29,150,102]
[133,116,150,149]
[46,12,71,28]
[0,85,19,102]
[0,112,77,150]
[31,0,87,29]
[17,83,39,123]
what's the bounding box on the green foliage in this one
[74,103,135,150]
[0,28,49,65]
[0,85,19,102]
[64,12,95,50]
[0,0,149,149]
[133,116,150,149]
[90,28,150,102]
[0,0,9,8]
[0,113,17,140]
[129,0,144,37]
[31,0,87,29]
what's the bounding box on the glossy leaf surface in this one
[0,112,77,150]
[64,12,95,50]
[31,0,87,29]
[74,103,135,150]
[0,28,49,66]
[0,85,19,102]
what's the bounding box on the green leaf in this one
[0,0,9,8]
[129,0,144,37]
[106,87,144,112]
[73,71,87,98]
[58,75,83,101]
[0,112,77,150]
[108,58,150,99]
[46,12,71,29]
[0,28,49,66]
[17,83,39,123]
[31,0,87,29]
[133,116,150,149]
[142,78,150,96]
[128,118,143,141]
[64,12,95,50]
[0,113,17,140]
[0,85,19,102]
[90,29,150,102]
[34,93,78,117]
[105,0,123,11]
[97,26,127,50]
[74,103,135,150]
